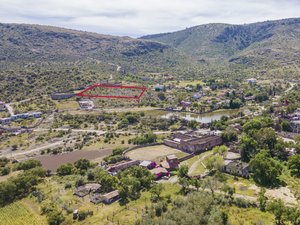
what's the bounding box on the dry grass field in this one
[125,144,187,162]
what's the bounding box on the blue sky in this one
[0,0,299,37]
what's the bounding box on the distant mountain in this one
[0,23,188,71]
[141,18,300,66]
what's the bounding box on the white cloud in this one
[0,0,299,37]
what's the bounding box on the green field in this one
[0,201,47,225]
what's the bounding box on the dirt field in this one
[125,145,187,162]
[33,149,112,171]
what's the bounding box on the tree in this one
[150,183,165,201]
[47,210,65,225]
[191,178,201,191]
[258,188,268,211]
[239,135,258,162]
[281,120,292,132]
[288,154,300,177]
[178,165,189,178]
[187,120,198,130]
[56,163,74,176]
[206,156,224,173]
[16,159,42,171]
[267,199,287,225]
[74,159,92,171]
[249,150,283,187]
[212,145,228,158]
[221,127,238,143]
[256,127,277,150]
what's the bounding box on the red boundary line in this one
[76,84,147,100]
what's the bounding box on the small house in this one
[223,160,249,178]
[150,167,169,180]
[102,190,120,204]
[139,161,156,169]
[0,117,11,125]
[154,84,166,92]
[31,112,42,118]
[181,101,192,108]
[74,183,101,197]
[161,154,179,170]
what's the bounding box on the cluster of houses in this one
[287,108,300,133]
[74,183,120,204]
[73,154,180,205]
[0,112,42,125]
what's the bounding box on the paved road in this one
[33,128,171,135]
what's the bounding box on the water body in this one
[161,109,240,123]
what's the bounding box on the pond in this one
[161,109,240,123]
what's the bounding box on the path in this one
[5,103,14,116]
[188,152,213,175]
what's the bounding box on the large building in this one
[164,132,223,154]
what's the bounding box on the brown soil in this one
[33,149,112,171]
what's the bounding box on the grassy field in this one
[225,174,258,197]
[125,144,188,162]
[55,100,79,110]
[36,177,181,225]
[228,206,274,225]
[0,201,47,225]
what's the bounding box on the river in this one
[161,109,240,123]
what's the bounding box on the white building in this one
[246,78,257,85]
[79,100,95,110]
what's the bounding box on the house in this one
[50,93,75,100]
[164,132,223,154]
[0,101,6,111]
[107,160,140,173]
[291,121,300,133]
[223,160,249,178]
[154,84,165,92]
[78,100,95,110]
[161,154,179,170]
[102,190,120,204]
[181,101,192,108]
[192,93,202,100]
[11,113,29,121]
[139,161,156,169]
[30,112,42,118]
[90,190,120,204]
[150,167,170,180]
[74,183,101,197]
[0,117,11,125]
[246,78,257,85]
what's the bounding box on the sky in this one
[0,0,299,37]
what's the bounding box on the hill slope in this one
[141,18,300,66]
[0,23,188,70]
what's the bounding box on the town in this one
[0,75,300,225]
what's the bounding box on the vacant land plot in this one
[33,149,112,171]
[125,145,187,162]
[0,201,47,225]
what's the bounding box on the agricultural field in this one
[0,201,47,225]
[125,144,188,162]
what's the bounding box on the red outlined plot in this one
[76,84,147,100]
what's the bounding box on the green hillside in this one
[141,18,300,67]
